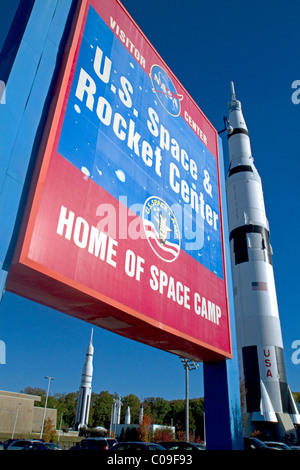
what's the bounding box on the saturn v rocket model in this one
[225,83,300,437]
[74,329,94,430]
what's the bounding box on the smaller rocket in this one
[125,406,131,425]
[225,83,300,434]
[74,329,94,430]
[139,403,144,424]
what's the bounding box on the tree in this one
[20,386,46,405]
[137,414,152,442]
[190,398,205,440]
[153,427,174,442]
[122,426,140,442]
[121,394,140,424]
[42,417,57,442]
[56,392,77,429]
[18,385,209,440]
[293,392,300,404]
[167,399,185,433]
[90,391,114,429]
[143,397,171,425]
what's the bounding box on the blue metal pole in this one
[203,136,244,450]
[0,0,75,302]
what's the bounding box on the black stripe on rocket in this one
[227,127,249,139]
[229,225,273,265]
[228,165,253,177]
[242,345,296,416]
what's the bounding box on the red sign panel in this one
[7,0,232,361]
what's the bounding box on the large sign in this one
[7,0,232,361]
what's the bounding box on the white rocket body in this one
[75,330,94,430]
[125,406,131,425]
[226,84,300,428]
[139,404,144,424]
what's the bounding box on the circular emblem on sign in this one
[150,65,183,117]
[143,197,181,262]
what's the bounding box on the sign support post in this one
[203,138,243,450]
[0,0,75,301]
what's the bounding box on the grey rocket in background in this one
[225,83,300,437]
[74,329,94,430]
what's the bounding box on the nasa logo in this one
[149,65,183,117]
[143,196,181,263]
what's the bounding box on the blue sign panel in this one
[58,5,223,278]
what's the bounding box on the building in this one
[0,390,56,438]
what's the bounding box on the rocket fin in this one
[255,380,277,422]
[287,385,300,425]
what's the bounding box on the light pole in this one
[40,376,55,439]
[181,358,199,442]
[58,411,63,444]
[12,402,22,438]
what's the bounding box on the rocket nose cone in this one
[228,99,248,132]
[227,83,244,119]
[230,81,236,100]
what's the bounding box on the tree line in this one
[21,387,205,440]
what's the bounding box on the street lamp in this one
[12,402,22,438]
[58,411,63,444]
[181,358,199,442]
[40,376,55,439]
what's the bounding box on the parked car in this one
[108,442,166,451]
[263,441,292,450]
[243,437,277,450]
[106,438,118,448]
[22,441,63,450]
[6,439,44,450]
[159,441,204,451]
[190,442,206,450]
[3,439,18,449]
[70,437,112,450]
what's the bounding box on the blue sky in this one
[1,0,300,402]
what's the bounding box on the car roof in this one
[117,441,154,444]
[8,439,43,447]
[159,441,197,445]
[115,442,164,446]
[264,441,291,447]
[10,439,42,443]
[265,441,284,444]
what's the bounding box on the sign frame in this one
[7,0,232,362]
